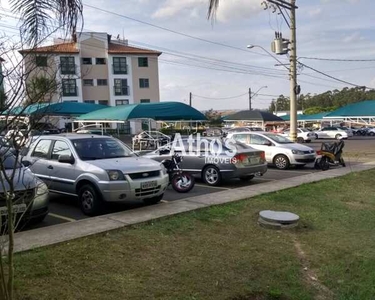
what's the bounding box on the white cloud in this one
[152,0,205,19]
[309,7,322,17]
[342,31,364,43]
[152,0,263,21]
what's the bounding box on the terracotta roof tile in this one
[19,41,162,56]
[19,42,78,54]
[108,43,162,55]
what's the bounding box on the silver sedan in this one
[142,138,267,186]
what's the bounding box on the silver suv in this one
[24,134,169,215]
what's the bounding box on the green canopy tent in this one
[324,100,375,125]
[3,102,107,116]
[1,102,108,131]
[76,102,206,122]
[223,110,284,129]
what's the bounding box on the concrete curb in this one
[13,161,375,253]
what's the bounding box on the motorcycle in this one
[161,153,195,193]
[314,140,346,171]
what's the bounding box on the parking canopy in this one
[224,110,283,122]
[76,102,207,121]
[281,112,328,122]
[4,102,107,116]
[325,100,375,118]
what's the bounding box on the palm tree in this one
[10,0,83,46]
[207,0,220,20]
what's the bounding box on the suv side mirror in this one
[22,160,31,167]
[264,141,273,146]
[58,155,75,164]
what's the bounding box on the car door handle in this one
[47,165,53,170]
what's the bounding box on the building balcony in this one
[114,86,129,96]
[112,64,128,75]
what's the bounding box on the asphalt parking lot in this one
[27,136,375,231]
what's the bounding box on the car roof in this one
[34,133,113,140]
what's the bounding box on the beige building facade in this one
[20,32,162,133]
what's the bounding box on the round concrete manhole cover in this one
[258,210,299,229]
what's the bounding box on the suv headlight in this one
[291,150,305,155]
[106,170,126,181]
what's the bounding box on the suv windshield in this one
[263,133,293,144]
[73,138,135,160]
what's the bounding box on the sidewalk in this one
[13,161,375,253]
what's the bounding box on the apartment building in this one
[19,32,162,133]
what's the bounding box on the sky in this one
[1,0,375,111]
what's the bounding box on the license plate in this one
[141,180,157,190]
[249,157,260,165]
[0,204,27,216]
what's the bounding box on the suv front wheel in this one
[78,184,103,216]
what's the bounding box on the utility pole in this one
[289,0,298,142]
[248,88,252,110]
[189,92,192,107]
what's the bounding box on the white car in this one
[336,126,353,137]
[226,132,316,170]
[316,127,349,140]
[280,128,316,143]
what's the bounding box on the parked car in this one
[366,127,375,136]
[23,134,169,215]
[280,128,316,143]
[315,127,349,140]
[227,126,263,133]
[226,132,316,170]
[142,137,267,186]
[334,126,353,137]
[202,127,224,137]
[0,149,49,226]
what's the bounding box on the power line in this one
[83,3,271,58]
[299,62,370,88]
[192,93,248,100]
[299,56,375,62]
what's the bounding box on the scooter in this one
[161,153,195,193]
[314,140,346,171]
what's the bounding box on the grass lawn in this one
[14,170,375,300]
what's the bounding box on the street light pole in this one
[249,85,268,110]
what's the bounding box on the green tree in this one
[204,108,222,125]
[25,76,57,106]
[0,2,82,300]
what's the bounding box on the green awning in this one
[224,110,283,122]
[281,112,328,121]
[3,102,107,116]
[77,102,207,121]
[325,100,375,118]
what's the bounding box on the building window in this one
[98,100,108,106]
[140,99,150,103]
[138,57,148,67]
[114,79,129,96]
[113,57,127,74]
[83,79,94,86]
[96,58,106,65]
[116,100,129,106]
[139,78,149,88]
[60,56,75,75]
[36,56,47,67]
[97,79,108,86]
[82,57,92,65]
[62,79,77,96]
[84,100,95,104]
